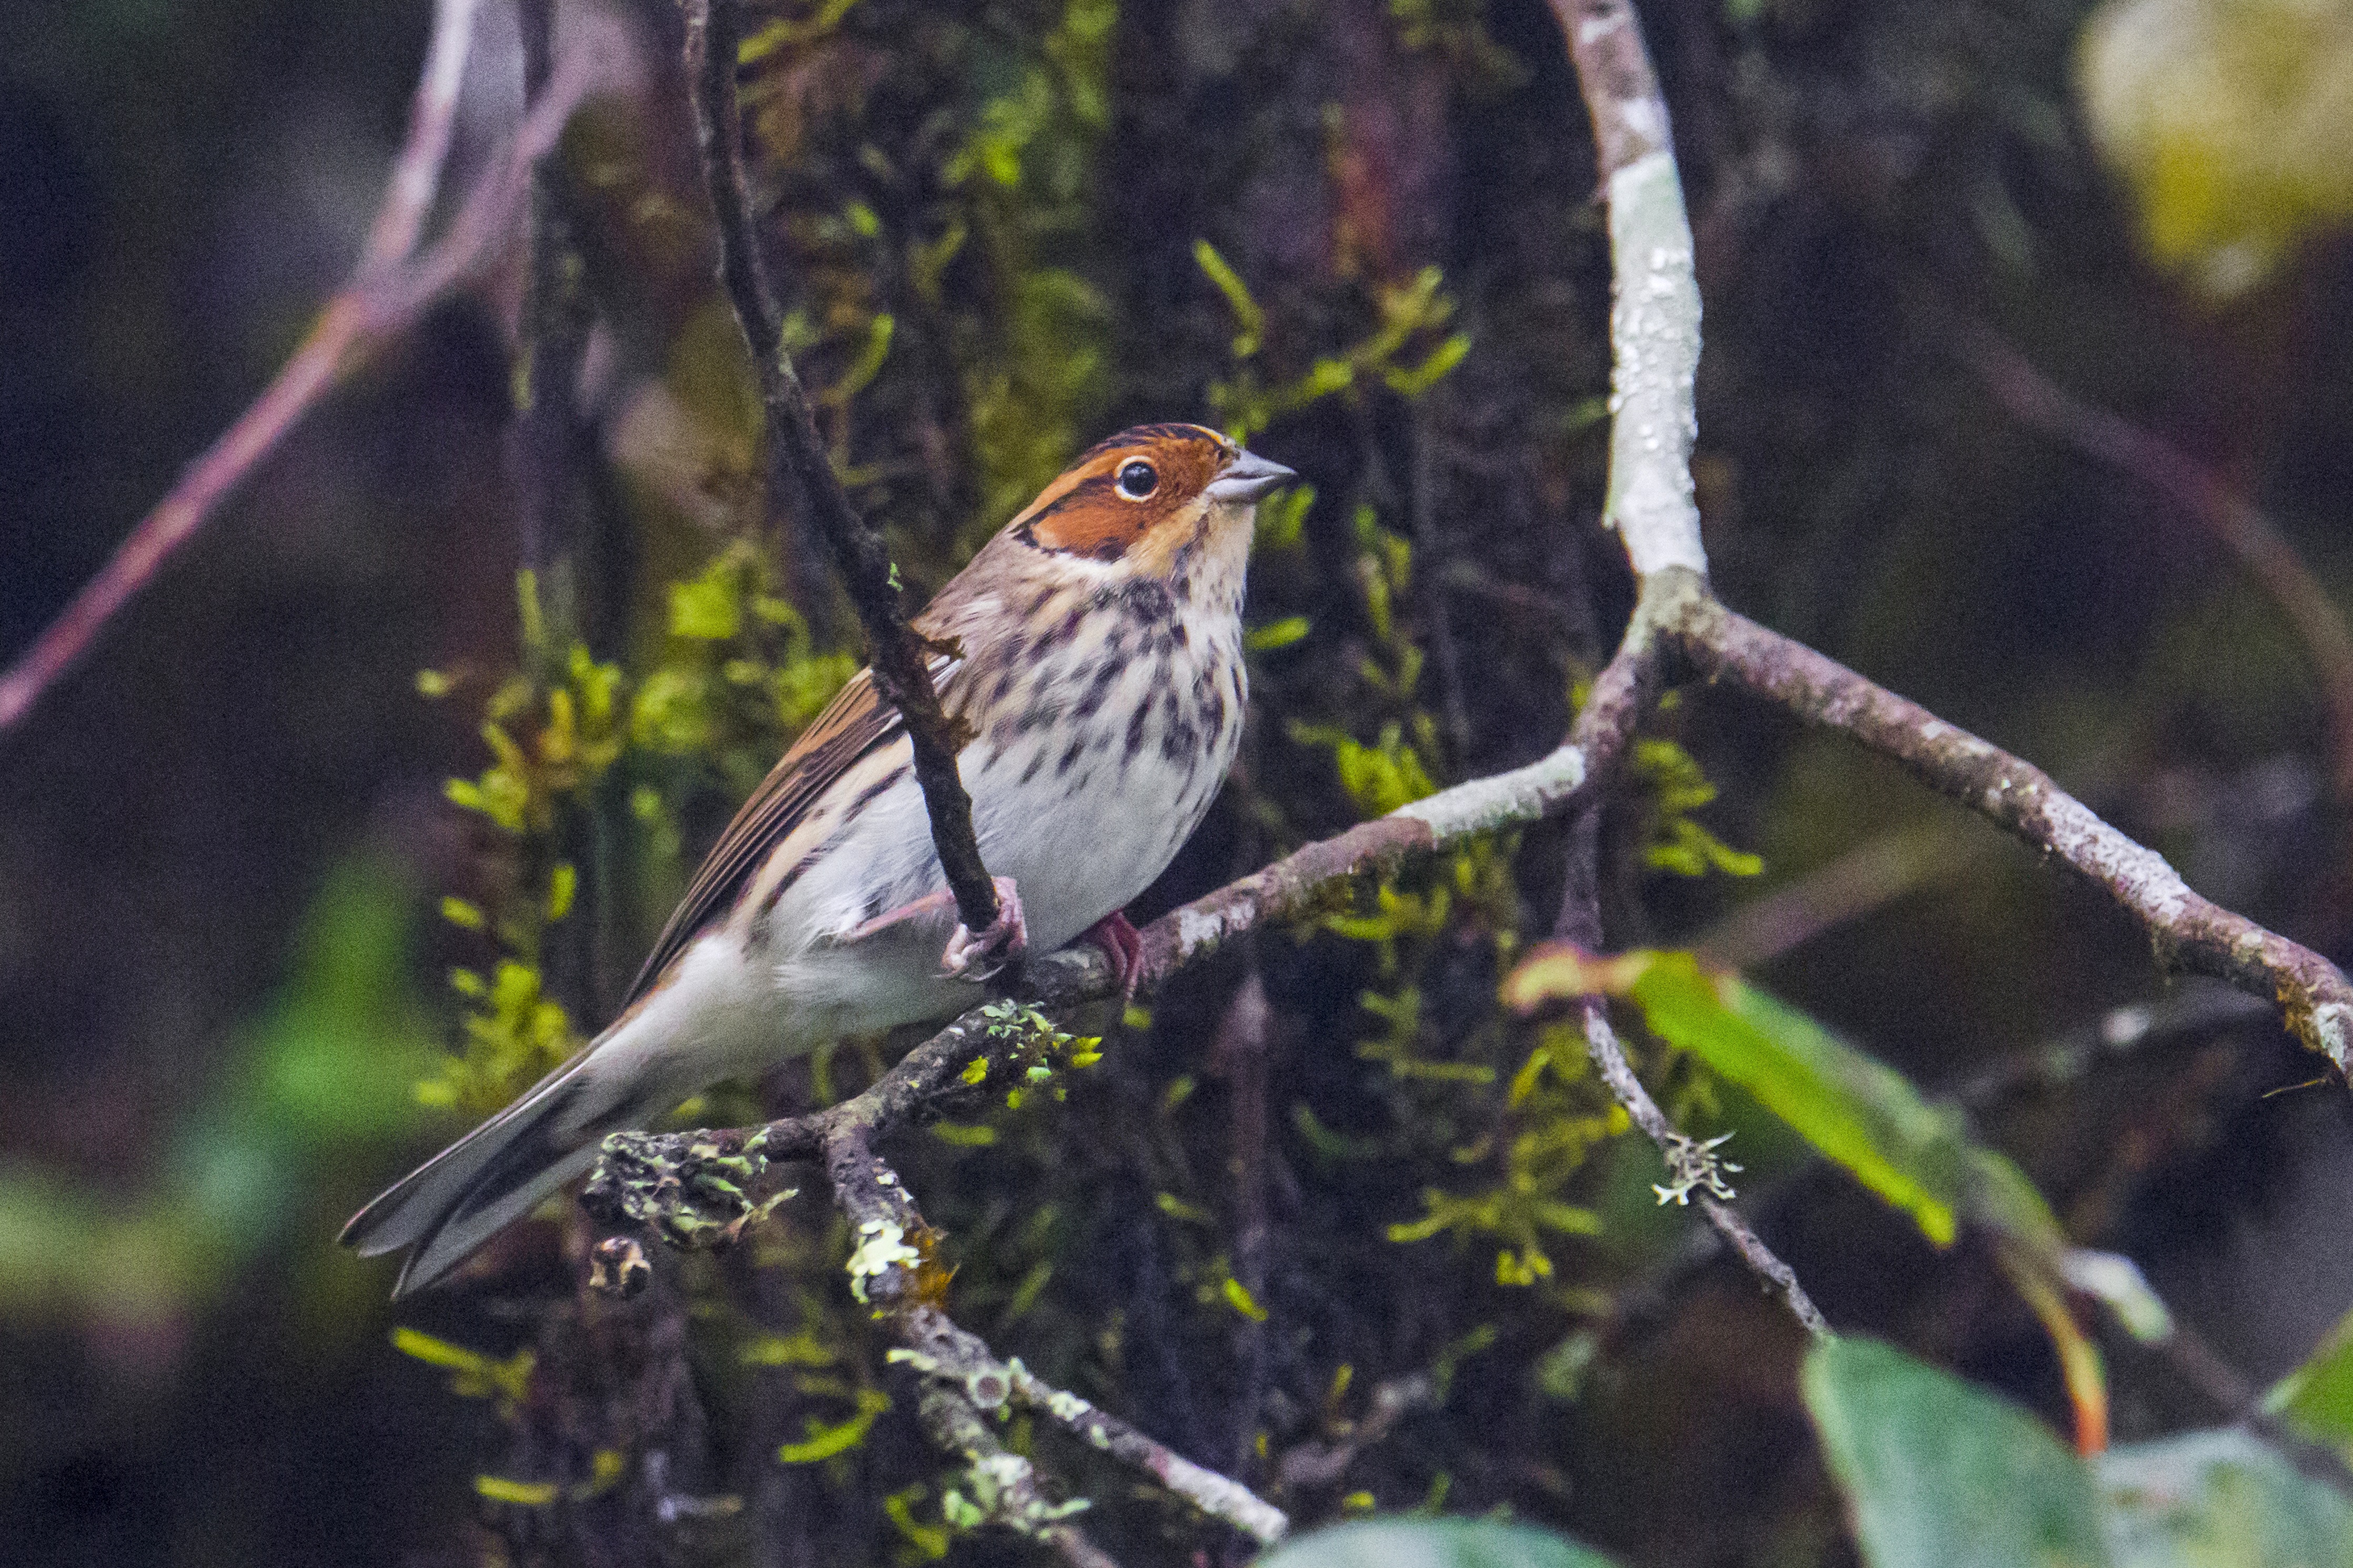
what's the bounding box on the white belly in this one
[747,632,1243,1048]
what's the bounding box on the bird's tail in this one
[340,1046,635,1298]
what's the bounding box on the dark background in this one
[5,0,2352,1562]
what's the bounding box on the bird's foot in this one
[1078,909,1144,1003]
[942,876,1027,980]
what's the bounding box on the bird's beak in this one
[1205,448,1298,504]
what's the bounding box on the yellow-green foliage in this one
[2079,0,2353,297]
[1631,734,1765,879]
[948,0,1122,541]
[1199,247,1471,441]
[420,550,853,1115]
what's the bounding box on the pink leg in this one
[941,876,1027,980]
[840,888,957,944]
[1079,909,1144,1003]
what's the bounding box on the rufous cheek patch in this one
[1011,431,1230,562]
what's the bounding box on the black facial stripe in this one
[1011,476,1120,551]
[1080,422,1218,460]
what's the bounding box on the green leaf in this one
[2263,1303,2353,1461]
[1194,239,1264,358]
[1247,616,1312,651]
[2098,1429,2353,1568]
[1510,950,1971,1244]
[1804,1337,2111,1568]
[1256,1519,1623,1568]
[669,570,741,642]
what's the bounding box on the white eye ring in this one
[1115,460,1158,500]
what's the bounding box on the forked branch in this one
[599,0,2353,1547]
[0,0,627,737]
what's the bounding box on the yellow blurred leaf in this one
[2079,0,2353,296]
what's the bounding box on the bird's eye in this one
[1115,460,1158,499]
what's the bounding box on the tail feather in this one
[341,1051,621,1298]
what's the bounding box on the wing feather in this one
[620,653,955,1006]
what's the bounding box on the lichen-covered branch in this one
[914,1383,1125,1568]
[587,1003,1292,1545]
[678,0,1001,938]
[896,1306,1291,1546]
[1580,1000,1832,1338]
[1668,594,2353,1079]
[1547,0,1707,581]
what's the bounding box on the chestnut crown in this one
[1006,423,1294,566]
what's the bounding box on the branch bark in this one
[1669,594,2353,1078]
[1542,0,1832,1332]
[678,0,1001,939]
[513,0,598,598]
[1548,0,1708,581]
[1579,998,1831,1337]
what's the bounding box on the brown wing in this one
[620,653,953,1007]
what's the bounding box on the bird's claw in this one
[942,876,1027,980]
[1079,909,1145,1004]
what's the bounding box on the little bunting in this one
[345,423,1294,1296]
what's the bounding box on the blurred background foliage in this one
[6,0,2353,1563]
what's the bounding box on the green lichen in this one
[582,1129,791,1250]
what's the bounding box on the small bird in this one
[345,423,1294,1296]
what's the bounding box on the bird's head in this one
[1004,423,1295,585]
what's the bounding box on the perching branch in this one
[678,0,1002,940]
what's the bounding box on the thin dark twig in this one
[1959,328,2353,802]
[1410,408,1474,763]
[1273,1374,1437,1490]
[1554,798,1832,1337]
[1211,971,1275,1477]
[677,0,999,938]
[1580,998,1831,1337]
